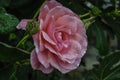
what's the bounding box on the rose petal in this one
[30,50,53,73]
[76,19,86,35]
[38,64,54,74]
[38,5,49,21]
[56,15,79,34]
[49,53,69,73]
[30,49,41,69]
[32,32,45,53]
[42,31,56,45]
[46,6,76,20]
[42,6,76,30]
[70,34,87,57]
[56,26,72,35]
[44,43,57,54]
[44,16,57,43]
[59,57,81,70]
[61,40,81,58]
[36,50,50,68]
[49,53,80,73]
[45,0,62,10]
[38,0,62,21]
[16,19,30,30]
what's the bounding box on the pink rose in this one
[17,0,87,73]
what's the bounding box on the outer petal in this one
[49,53,81,74]
[59,57,81,70]
[38,0,62,21]
[42,6,76,28]
[46,6,77,20]
[38,63,54,74]
[71,34,87,57]
[30,50,53,73]
[30,49,41,69]
[48,53,66,73]
[44,0,62,10]
[32,31,45,53]
[36,50,50,68]
[16,19,30,30]
[32,32,40,53]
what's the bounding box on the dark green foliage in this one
[87,21,109,56]
[0,7,19,34]
[90,51,120,80]
[0,42,29,62]
[0,64,14,80]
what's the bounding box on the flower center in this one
[55,31,69,51]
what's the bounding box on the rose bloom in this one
[17,0,87,73]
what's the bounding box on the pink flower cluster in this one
[17,0,87,73]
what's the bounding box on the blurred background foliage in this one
[0,0,120,80]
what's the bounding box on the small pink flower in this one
[17,0,87,73]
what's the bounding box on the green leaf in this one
[0,10,19,34]
[87,21,109,56]
[94,22,109,55]
[90,51,120,80]
[0,42,29,62]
